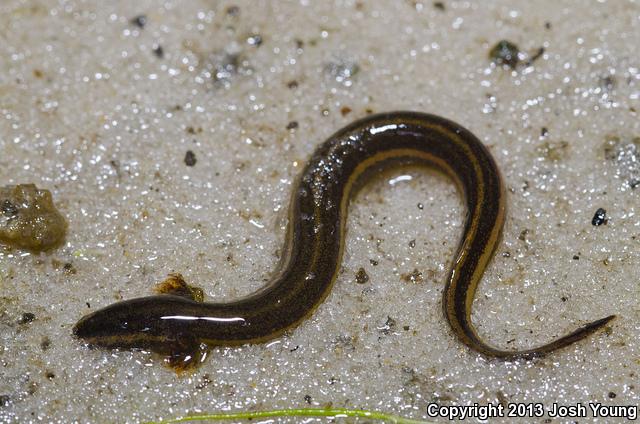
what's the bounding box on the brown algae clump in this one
[154,273,204,302]
[0,184,67,252]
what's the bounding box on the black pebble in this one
[592,208,607,226]
[131,15,147,28]
[152,45,164,58]
[20,312,36,324]
[184,150,197,167]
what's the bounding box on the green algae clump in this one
[489,40,521,68]
[0,184,67,252]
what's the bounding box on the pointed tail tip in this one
[591,314,616,328]
[495,314,617,361]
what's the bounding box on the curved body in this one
[74,112,614,359]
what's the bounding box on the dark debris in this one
[152,45,164,59]
[489,40,521,69]
[355,267,369,284]
[131,15,147,29]
[19,312,36,324]
[247,34,263,47]
[592,208,607,226]
[184,150,197,167]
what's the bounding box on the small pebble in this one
[355,267,369,284]
[324,58,359,86]
[130,15,147,28]
[184,150,197,167]
[152,45,164,58]
[20,312,36,324]
[592,208,607,226]
[247,34,263,47]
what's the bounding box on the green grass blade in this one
[146,407,434,424]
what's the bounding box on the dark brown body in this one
[73,112,614,359]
